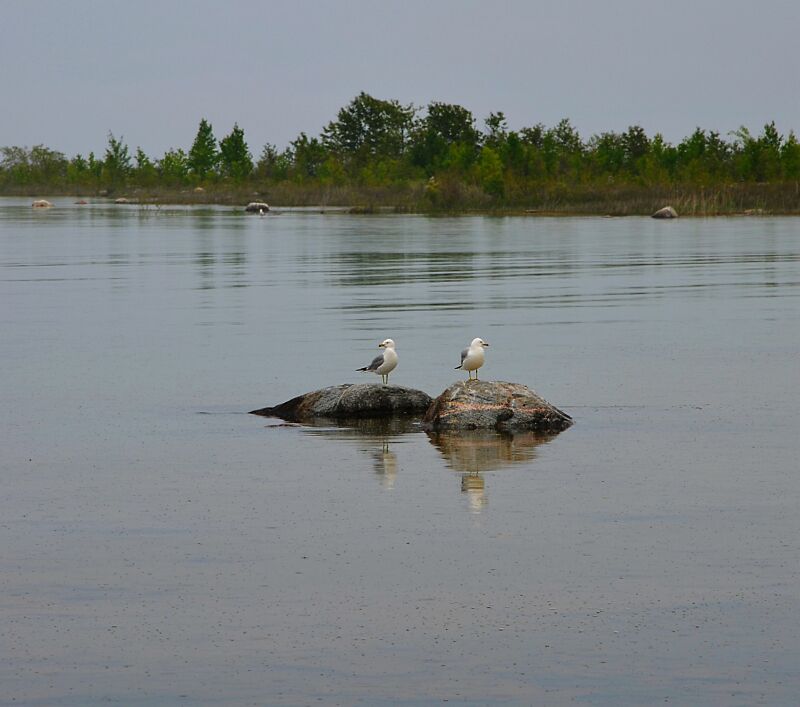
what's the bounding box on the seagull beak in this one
[483,342,490,347]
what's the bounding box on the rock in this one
[32,199,53,208]
[245,201,270,213]
[423,380,572,433]
[114,197,130,204]
[250,383,433,422]
[193,186,205,193]
[652,205,678,219]
[75,199,88,205]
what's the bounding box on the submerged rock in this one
[423,380,572,433]
[250,383,432,422]
[652,205,678,219]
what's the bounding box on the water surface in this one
[2,198,799,705]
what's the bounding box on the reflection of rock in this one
[423,380,572,432]
[251,384,433,422]
[428,429,555,473]
[652,205,678,219]
[294,416,419,437]
[289,418,408,490]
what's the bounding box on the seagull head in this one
[471,338,489,348]
[379,338,396,349]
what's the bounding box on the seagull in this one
[455,338,490,380]
[357,338,398,385]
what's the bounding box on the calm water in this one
[2,198,799,706]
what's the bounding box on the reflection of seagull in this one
[357,338,398,385]
[455,338,490,380]
[373,443,398,490]
[461,473,487,513]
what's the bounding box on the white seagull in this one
[455,337,490,380]
[357,338,398,385]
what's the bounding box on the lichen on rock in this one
[423,380,572,433]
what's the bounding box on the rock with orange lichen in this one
[423,380,572,432]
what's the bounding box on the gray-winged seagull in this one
[455,337,489,380]
[357,338,398,385]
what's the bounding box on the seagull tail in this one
[356,366,368,372]
[454,365,462,370]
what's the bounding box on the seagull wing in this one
[362,352,385,371]
[455,347,469,369]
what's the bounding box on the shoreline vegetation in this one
[4,92,800,215]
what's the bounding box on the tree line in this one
[2,92,799,209]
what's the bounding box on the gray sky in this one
[3,0,799,158]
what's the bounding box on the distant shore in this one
[7,181,800,216]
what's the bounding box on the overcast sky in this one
[3,0,799,158]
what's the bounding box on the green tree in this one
[158,148,189,185]
[322,92,415,164]
[289,132,326,180]
[103,132,131,188]
[409,101,480,173]
[621,125,650,174]
[255,143,291,181]
[483,111,508,148]
[66,154,89,187]
[477,146,504,197]
[134,147,157,186]
[218,123,253,180]
[781,131,800,178]
[188,118,219,179]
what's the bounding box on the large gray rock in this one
[250,383,432,422]
[652,205,678,219]
[423,380,572,432]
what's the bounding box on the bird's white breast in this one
[462,345,484,371]
[377,347,398,374]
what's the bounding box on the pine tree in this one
[218,123,253,180]
[188,119,219,179]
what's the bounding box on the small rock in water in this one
[651,205,678,219]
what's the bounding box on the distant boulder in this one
[251,383,432,422]
[245,201,270,214]
[423,380,572,433]
[652,205,678,219]
[114,197,131,204]
[32,199,53,208]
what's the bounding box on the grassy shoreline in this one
[7,181,800,216]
